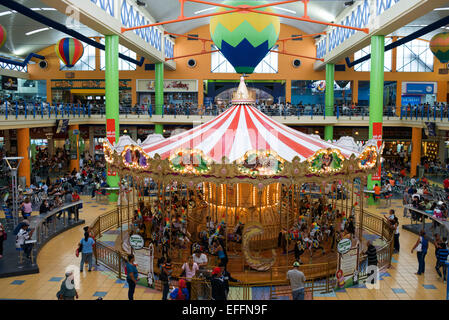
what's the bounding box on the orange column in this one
[410,127,422,178]
[437,81,448,103]
[396,80,402,116]
[69,124,80,172]
[285,80,291,103]
[198,79,204,108]
[17,128,31,186]
[352,80,358,104]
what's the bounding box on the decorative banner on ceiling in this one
[136,79,198,92]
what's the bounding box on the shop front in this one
[0,76,47,103]
[401,82,437,106]
[51,79,132,106]
[136,79,198,106]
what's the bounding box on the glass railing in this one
[0,101,446,122]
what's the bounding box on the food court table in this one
[403,204,449,238]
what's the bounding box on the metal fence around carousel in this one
[89,203,393,300]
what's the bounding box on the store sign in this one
[129,234,144,250]
[51,79,131,90]
[372,122,382,181]
[136,79,198,92]
[106,119,116,145]
[337,238,352,254]
[401,95,421,106]
[2,76,18,91]
[405,83,435,94]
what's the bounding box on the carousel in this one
[103,77,382,278]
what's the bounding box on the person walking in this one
[411,230,428,275]
[435,241,449,283]
[78,232,95,272]
[20,197,33,219]
[364,241,378,284]
[125,254,138,300]
[286,261,306,300]
[57,271,78,300]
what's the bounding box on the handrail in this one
[91,203,394,296]
[26,201,84,264]
[1,101,448,121]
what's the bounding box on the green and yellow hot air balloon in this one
[430,32,449,64]
[210,0,280,74]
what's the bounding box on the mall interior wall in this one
[26,24,449,107]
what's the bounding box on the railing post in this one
[88,104,91,117]
[400,107,403,120]
[118,253,122,280]
[5,100,7,120]
[41,102,44,118]
[336,106,340,119]
[434,107,436,121]
[15,101,18,119]
[61,104,64,117]
[441,106,443,121]
[48,103,51,118]
[427,106,430,120]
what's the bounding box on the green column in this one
[105,34,120,202]
[155,62,164,134]
[324,63,335,141]
[367,35,385,198]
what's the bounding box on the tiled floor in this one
[0,196,447,300]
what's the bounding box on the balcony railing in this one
[0,101,448,123]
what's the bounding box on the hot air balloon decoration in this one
[55,37,84,67]
[430,32,449,64]
[0,24,6,49]
[210,1,280,74]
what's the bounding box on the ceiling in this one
[391,3,449,40]
[0,0,100,60]
[143,0,349,35]
[0,0,449,62]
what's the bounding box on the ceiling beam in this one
[314,0,448,70]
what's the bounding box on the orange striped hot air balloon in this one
[55,37,84,67]
[430,32,449,64]
[0,24,6,49]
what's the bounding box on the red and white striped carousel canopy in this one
[142,103,359,163]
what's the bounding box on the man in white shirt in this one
[192,250,208,269]
[16,224,34,259]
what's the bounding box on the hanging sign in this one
[372,122,382,181]
[337,238,352,254]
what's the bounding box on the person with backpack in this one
[169,278,189,300]
[78,232,95,272]
[126,254,138,300]
[435,242,449,283]
[411,230,428,275]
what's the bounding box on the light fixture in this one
[25,27,51,36]
[273,6,296,14]
[315,130,319,134]
[344,1,354,7]
[355,131,359,135]
[194,7,216,15]
[124,129,128,134]
[136,0,146,7]
[434,7,449,11]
